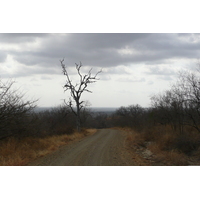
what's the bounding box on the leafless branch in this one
[60,59,102,131]
[0,79,37,139]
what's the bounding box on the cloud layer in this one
[1,33,199,107]
[1,33,200,79]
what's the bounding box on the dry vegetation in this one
[123,126,200,166]
[0,78,98,166]
[112,67,200,165]
[2,66,200,166]
[0,129,96,166]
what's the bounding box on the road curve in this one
[28,129,136,166]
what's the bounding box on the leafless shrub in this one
[34,105,76,136]
[113,104,147,131]
[0,79,37,139]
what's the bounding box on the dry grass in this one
[0,129,97,166]
[148,142,189,165]
[123,126,197,165]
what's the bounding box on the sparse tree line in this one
[1,59,200,157]
[0,60,102,140]
[0,81,111,139]
[110,66,200,156]
[150,69,200,135]
[111,67,200,134]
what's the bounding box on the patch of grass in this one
[0,129,97,166]
[125,125,200,165]
[165,150,188,165]
[148,143,189,165]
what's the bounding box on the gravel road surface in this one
[28,129,136,166]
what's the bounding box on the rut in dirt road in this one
[28,129,136,166]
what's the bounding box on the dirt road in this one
[28,129,136,166]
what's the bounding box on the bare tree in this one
[60,59,102,131]
[150,89,185,133]
[174,70,200,133]
[150,66,200,134]
[0,79,37,139]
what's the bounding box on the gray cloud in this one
[1,65,58,78]
[1,33,200,78]
[157,75,173,81]
[145,66,176,76]
[147,80,154,85]
[0,33,50,43]
[144,65,178,81]
[117,77,146,82]
[14,33,150,67]
[104,66,131,75]
[0,51,7,62]
[40,75,53,80]
[99,74,111,81]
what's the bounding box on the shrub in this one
[0,79,36,139]
[172,133,200,155]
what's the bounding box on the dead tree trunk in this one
[60,59,102,132]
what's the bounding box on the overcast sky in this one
[1,33,200,108]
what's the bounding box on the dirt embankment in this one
[28,129,136,166]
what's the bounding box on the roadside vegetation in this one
[0,60,103,166]
[0,129,96,166]
[0,78,97,166]
[110,67,200,165]
[1,62,200,166]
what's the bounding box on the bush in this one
[0,79,36,139]
[172,133,200,155]
[33,106,76,137]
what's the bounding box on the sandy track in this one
[28,129,136,166]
